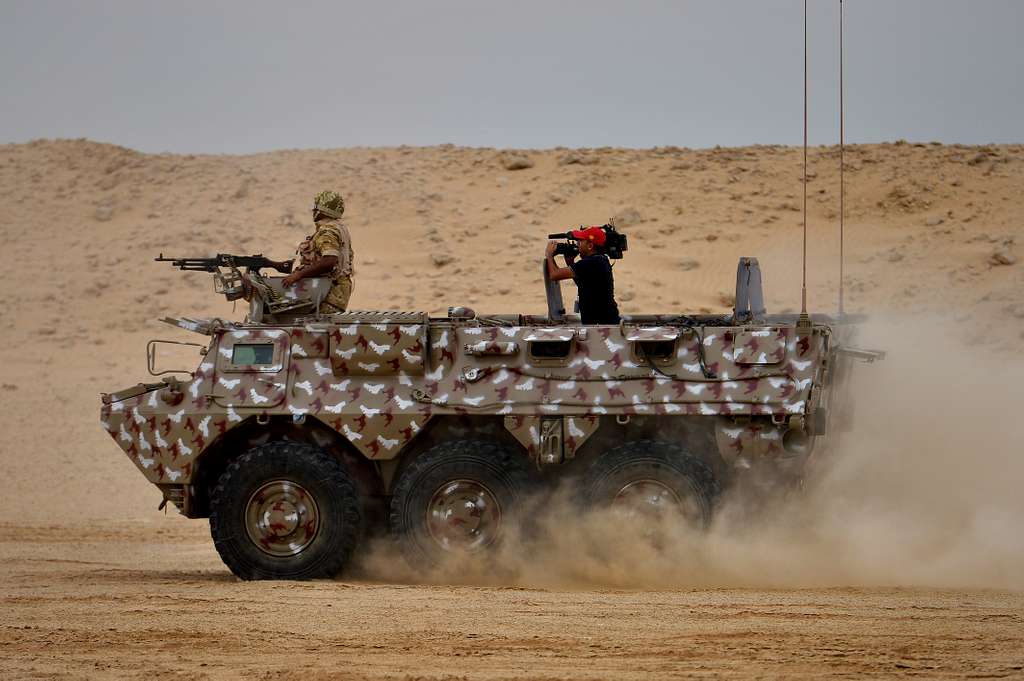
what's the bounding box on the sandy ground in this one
[1,139,1023,679]
[3,523,1023,680]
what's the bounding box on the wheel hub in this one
[245,480,320,557]
[426,479,502,552]
[612,479,685,519]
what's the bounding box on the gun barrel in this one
[155,255,220,271]
[155,253,290,273]
[176,264,220,271]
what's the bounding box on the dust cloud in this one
[359,314,1024,591]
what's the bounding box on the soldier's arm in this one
[336,226,353,274]
[283,255,338,286]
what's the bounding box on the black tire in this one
[578,440,720,529]
[209,441,363,580]
[389,440,533,568]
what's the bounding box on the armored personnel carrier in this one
[100,251,879,579]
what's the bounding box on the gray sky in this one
[2,0,1021,154]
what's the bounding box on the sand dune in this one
[1,139,1021,679]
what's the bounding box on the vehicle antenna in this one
[799,0,810,323]
[838,0,846,318]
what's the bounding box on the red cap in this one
[570,226,606,246]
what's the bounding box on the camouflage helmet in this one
[312,190,345,219]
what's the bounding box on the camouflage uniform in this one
[298,219,354,313]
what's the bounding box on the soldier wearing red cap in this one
[545,226,621,325]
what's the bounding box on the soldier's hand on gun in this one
[282,271,301,287]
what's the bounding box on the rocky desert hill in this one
[2,140,1024,680]
[3,139,1021,323]
[0,138,1021,519]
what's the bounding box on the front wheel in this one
[209,441,363,580]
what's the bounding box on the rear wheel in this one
[389,440,533,567]
[578,440,719,529]
[209,441,363,580]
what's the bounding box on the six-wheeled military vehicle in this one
[101,252,878,579]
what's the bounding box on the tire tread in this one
[209,441,362,580]
[388,439,532,567]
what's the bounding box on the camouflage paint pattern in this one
[247,277,331,323]
[504,415,601,460]
[101,276,831,487]
[714,419,788,465]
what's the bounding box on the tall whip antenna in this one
[838,0,845,318]
[800,0,809,318]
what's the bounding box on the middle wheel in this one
[389,439,533,567]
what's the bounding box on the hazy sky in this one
[2,0,1022,154]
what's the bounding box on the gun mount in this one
[156,252,333,323]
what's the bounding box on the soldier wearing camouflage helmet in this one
[282,190,355,312]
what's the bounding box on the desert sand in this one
[1,139,1022,679]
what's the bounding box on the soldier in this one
[545,226,620,325]
[282,190,355,313]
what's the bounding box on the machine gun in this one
[155,253,293,274]
[547,223,628,260]
[155,253,294,304]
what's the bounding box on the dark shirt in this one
[570,254,621,325]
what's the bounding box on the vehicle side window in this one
[231,344,275,366]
